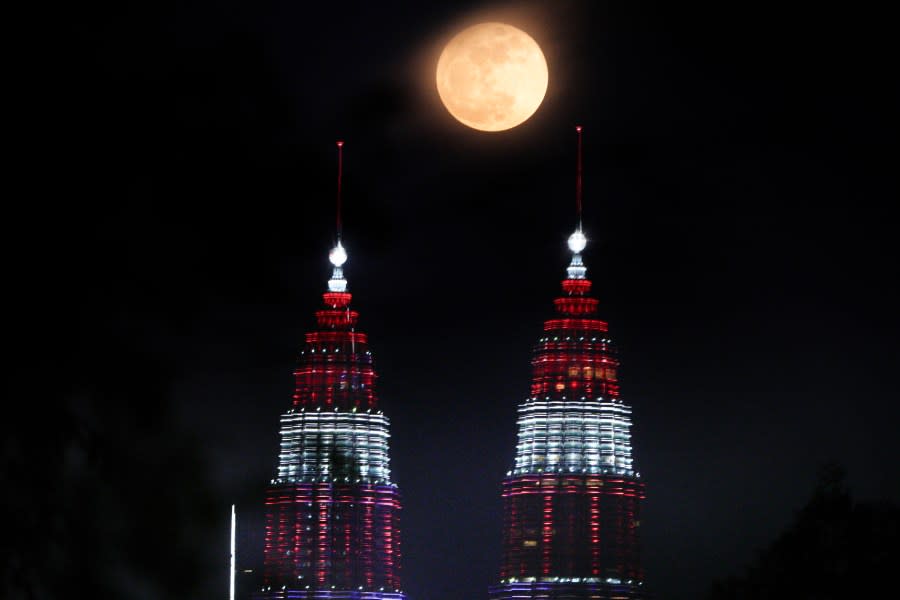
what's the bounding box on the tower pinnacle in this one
[328,141,348,293]
[489,124,646,600]
[257,137,405,600]
[567,126,588,281]
[575,124,583,229]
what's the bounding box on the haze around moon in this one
[435,22,548,132]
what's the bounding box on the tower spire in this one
[567,126,588,281]
[336,139,344,241]
[259,139,406,598]
[328,141,348,292]
[576,124,583,229]
[489,123,646,600]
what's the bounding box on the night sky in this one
[13,1,899,599]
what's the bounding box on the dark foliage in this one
[707,463,899,600]
[3,315,221,599]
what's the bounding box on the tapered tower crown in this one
[293,247,376,410]
[255,143,405,600]
[490,127,646,600]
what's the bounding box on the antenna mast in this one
[336,140,344,241]
[575,125,583,229]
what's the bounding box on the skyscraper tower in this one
[489,128,646,600]
[254,142,405,600]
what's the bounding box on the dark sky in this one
[14,1,899,599]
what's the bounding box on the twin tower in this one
[252,135,646,600]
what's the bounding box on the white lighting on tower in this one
[568,229,587,254]
[327,241,349,292]
[329,241,348,267]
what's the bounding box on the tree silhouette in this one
[707,462,898,600]
[3,340,220,600]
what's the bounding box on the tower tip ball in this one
[336,140,344,147]
[568,230,587,254]
[329,241,348,267]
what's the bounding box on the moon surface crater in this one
[436,22,548,132]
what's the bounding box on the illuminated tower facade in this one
[489,130,646,600]
[254,144,404,600]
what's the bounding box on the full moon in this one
[436,22,548,132]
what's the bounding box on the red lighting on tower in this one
[253,143,405,600]
[489,127,646,600]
